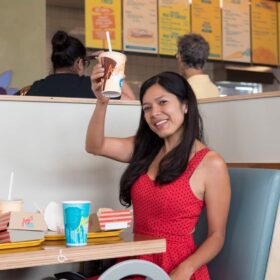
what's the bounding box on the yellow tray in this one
[0,239,44,250]
[45,230,123,241]
[87,236,121,245]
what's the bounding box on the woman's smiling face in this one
[142,84,187,141]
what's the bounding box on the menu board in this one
[123,0,158,53]
[158,0,190,56]
[222,0,250,63]
[191,0,222,60]
[85,0,122,50]
[251,0,278,65]
[278,3,280,65]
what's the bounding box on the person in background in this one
[86,64,231,279]
[19,30,135,100]
[176,33,220,100]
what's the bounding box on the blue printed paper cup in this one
[62,201,91,247]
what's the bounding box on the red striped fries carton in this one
[0,211,47,243]
[90,208,133,231]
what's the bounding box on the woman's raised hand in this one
[91,63,109,103]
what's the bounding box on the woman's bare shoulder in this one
[195,141,225,167]
[206,150,226,165]
[201,148,227,173]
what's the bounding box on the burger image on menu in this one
[127,28,154,44]
[100,56,117,90]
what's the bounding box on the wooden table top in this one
[0,232,166,270]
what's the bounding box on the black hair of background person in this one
[21,30,98,99]
[51,30,86,71]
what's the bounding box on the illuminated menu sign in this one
[251,0,278,65]
[223,0,250,63]
[85,0,122,50]
[123,0,158,54]
[158,0,190,56]
[191,0,222,60]
[278,2,280,65]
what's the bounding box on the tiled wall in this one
[46,4,84,74]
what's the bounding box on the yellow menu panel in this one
[85,0,122,50]
[123,0,158,54]
[251,0,278,65]
[222,0,250,63]
[191,0,222,60]
[278,3,280,65]
[158,0,190,56]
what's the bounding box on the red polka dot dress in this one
[130,147,211,279]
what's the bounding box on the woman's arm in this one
[170,153,231,280]
[85,63,135,163]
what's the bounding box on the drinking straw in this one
[106,31,112,52]
[8,171,14,200]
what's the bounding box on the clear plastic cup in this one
[0,199,23,214]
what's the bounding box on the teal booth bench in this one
[195,168,280,280]
[55,168,280,280]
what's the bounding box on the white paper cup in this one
[0,199,23,213]
[99,51,126,98]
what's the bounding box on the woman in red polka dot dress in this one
[86,69,231,280]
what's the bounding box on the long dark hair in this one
[120,72,204,207]
[51,30,86,72]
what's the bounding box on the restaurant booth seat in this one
[195,168,280,280]
[55,168,280,280]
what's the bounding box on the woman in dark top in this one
[25,31,135,100]
[27,30,96,99]
[28,72,95,99]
